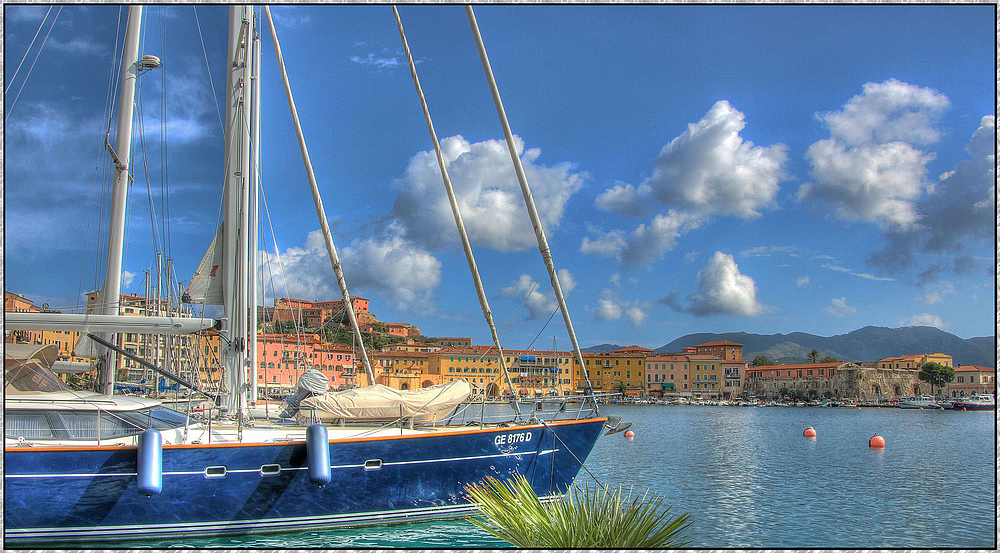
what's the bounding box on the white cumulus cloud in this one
[800,139,933,229]
[898,313,945,329]
[625,306,647,326]
[799,79,949,231]
[590,291,646,326]
[684,251,763,316]
[500,269,575,320]
[595,100,787,219]
[593,298,623,322]
[819,78,950,147]
[824,297,857,317]
[867,116,995,278]
[392,135,584,252]
[587,101,786,267]
[582,211,703,267]
[796,276,811,288]
[262,227,441,312]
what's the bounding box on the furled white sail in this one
[301,380,471,422]
[181,225,225,305]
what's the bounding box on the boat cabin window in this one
[5,407,189,441]
[5,411,57,439]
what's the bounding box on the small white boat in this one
[899,395,942,409]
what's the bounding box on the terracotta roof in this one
[954,365,995,372]
[614,346,654,353]
[646,354,690,362]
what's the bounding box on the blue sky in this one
[4,4,995,350]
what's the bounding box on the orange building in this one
[693,340,744,363]
[4,291,43,345]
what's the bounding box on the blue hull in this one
[4,418,605,544]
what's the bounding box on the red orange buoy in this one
[624,430,635,439]
[869,434,885,448]
[803,426,817,438]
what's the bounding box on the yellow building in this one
[437,346,508,396]
[580,349,646,396]
[877,353,953,370]
[372,350,433,389]
[506,349,578,397]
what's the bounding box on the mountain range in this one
[582,326,994,367]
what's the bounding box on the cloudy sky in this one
[4,4,995,350]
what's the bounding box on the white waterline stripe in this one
[7,448,547,478]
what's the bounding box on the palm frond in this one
[465,473,692,548]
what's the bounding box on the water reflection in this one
[583,406,995,548]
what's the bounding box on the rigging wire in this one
[160,6,172,269]
[193,5,225,135]
[5,5,53,94]
[5,5,62,121]
[80,6,125,313]
[135,86,164,264]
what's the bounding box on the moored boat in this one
[899,395,943,409]
[952,393,995,411]
[4,5,609,545]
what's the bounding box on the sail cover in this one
[301,380,472,422]
[182,225,225,305]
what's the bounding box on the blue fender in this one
[306,424,332,486]
[137,429,163,496]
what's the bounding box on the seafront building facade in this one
[947,365,996,397]
[4,291,989,401]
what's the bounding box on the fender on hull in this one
[5,418,606,544]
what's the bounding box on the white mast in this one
[248,7,262,404]
[97,5,143,395]
[221,6,254,415]
[466,6,598,408]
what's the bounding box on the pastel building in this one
[947,365,996,397]
[373,350,433,389]
[688,354,724,400]
[693,340,744,363]
[645,354,690,397]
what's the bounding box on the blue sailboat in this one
[4,5,607,545]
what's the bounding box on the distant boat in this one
[952,393,995,411]
[899,396,942,409]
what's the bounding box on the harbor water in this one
[90,405,996,549]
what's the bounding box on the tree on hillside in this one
[751,355,774,367]
[918,362,955,397]
[808,350,820,363]
[820,355,838,363]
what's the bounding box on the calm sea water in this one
[95,405,996,549]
